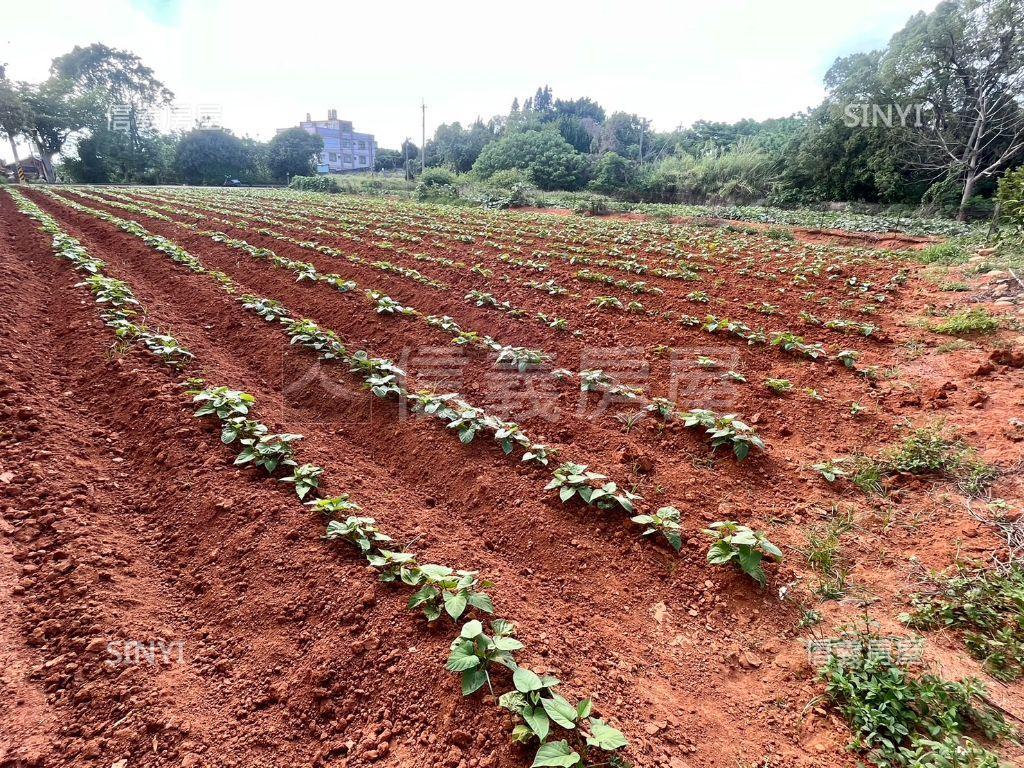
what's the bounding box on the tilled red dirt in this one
[2,187,1023,768]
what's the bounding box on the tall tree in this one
[51,43,173,182]
[21,78,99,181]
[0,76,31,181]
[175,129,249,184]
[832,1,1024,219]
[267,127,323,181]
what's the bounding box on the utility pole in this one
[638,119,647,169]
[403,136,410,181]
[420,98,427,176]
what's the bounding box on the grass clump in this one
[916,242,970,266]
[822,646,1013,768]
[847,425,997,497]
[904,566,1024,683]
[931,308,1002,336]
[803,510,854,599]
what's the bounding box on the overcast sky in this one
[3,0,939,160]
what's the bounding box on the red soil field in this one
[1,186,1022,768]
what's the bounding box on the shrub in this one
[905,565,1024,682]
[821,647,1011,767]
[472,129,588,191]
[416,167,460,200]
[288,174,341,193]
[997,165,1024,240]
[850,425,998,497]
[419,167,458,188]
[571,194,610,216]
[916,242,969,265]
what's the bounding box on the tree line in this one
[408,0,1024,221]
[0,43,325,186]
[2,1,1022,220]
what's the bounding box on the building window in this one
[358,141,366,149]
[359,155,367,165]
[328,152,337,162]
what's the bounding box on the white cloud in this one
[3,0,938,161]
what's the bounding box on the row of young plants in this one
[112,192,890,448]
[197,386,631,768]
[65,190,584,388]
[116,194,896,470]
[125,188,875,377]
[119,187,898,359]
[125,187,898,329]
[263,198,888,364]
[12,187,631,768]
[42,188,702,551]
[78,187,453,293]
[293,193,890,320]
[65,189,776,464]
[290,190,910,303]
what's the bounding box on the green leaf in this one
[467,592,495,614]
[461,667,488,696]
[585,718,628,751]
[732,529,759,546]
[737,549,767,586]
[444,591,469,619]
[491,618,515,636]
[576,699,592,719]
[523,706,550,742]
[446,644,480,673]
[511,724,534,744]
[419,564,454,580]
[498,690,527,714]
[531,740,581,767]
[408,585,439,608]
[493,635,524,652]
[461,619,483,638]
[707,540,736,565]
[541,695,578,729]
[514,667,545,693]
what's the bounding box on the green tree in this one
[374,148,403,171]
[473,129,588,190]
[267,127,323,181]
[589,151,631,194]
[827,0,1024,219]
[553,96,606,124]
[425,119,495,172]
[21,78,99,181]
[51,43,174,182]
[175,129,250,184]
[0,77,31,180]
[598,112,647,160]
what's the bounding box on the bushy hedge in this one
[288,174,417,196]
[473,129,588,191]
[288,175,342,193]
